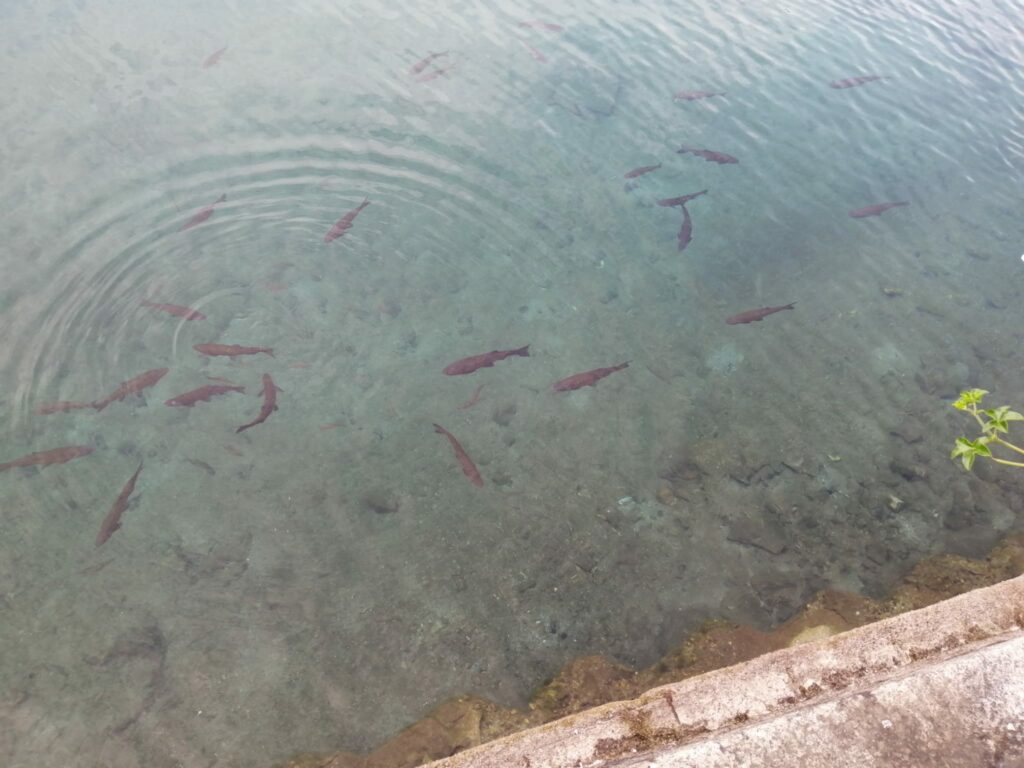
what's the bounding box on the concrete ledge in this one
[424,575,1024,768]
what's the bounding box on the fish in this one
[194,343,274,358]
[93,368,169,411]
[410,51,448,74]
[624,163,661,179]
[180,194,226,231]
[677,147,739,164]
[36,401,95,415]
[849,201,909,218]
[0,445,94,473]
[202,46,227,68]
[673,90,725,101]
[433,423,484,487]
[829,75,887,89]
[658,189,708,207]
[165,384,245,407]
[324,199,370,243]
[416,66,454,83]
[677,204,694,252]
[726,303,796,325]
[521,40,548,62]
[552,362,630,392]
[456,383,485,411]
[185,458,216,476]
[141,301,206,321]
[443,345,530,376]
[79,558,114,576]
[96,463,143,547]
[236,374,281,433]
[518,20,565,31]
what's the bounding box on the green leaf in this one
[951,438,972,459]
[985,419,1009,435]
[951,436,992,459]
[961,453,976,470]
[1004,410,1024,421]
[953,389,988,410]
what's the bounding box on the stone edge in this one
[423,574,1024,768]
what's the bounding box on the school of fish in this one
[3,29,911,542]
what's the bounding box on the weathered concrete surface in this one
[423,575,1024,768]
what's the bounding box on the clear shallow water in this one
[1,0,1022,764]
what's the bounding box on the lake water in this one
[1,0,1022,765]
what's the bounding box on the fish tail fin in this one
[264,350,275,358]
[785,302,796,310]
[92,400,108,412]
[620,361,631,370]
[516,345,530,357]
[433,423,446,434]
[236,423,252,434]
[216,193,227,203]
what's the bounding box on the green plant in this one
[951,389,1024,470]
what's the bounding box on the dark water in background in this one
[1,0,1022,764]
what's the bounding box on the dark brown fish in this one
[36,401,95,415]
[165,384,245,407]
[443,345,530,375]
[236,374,281,433]
[624,163,661,179]
[93,368,169,411]
[829,75,887,89]
[203,46,227,68]
[553,362,629,392]
[141,301,206,321]
[673,90,725,101]
[181,194,226,231]
[849,201,909,218]
[677,147,739,164]
[194,343,273,358]
[324,199,370,243]
[658,189,708,207]
[410,51,448,74]
[433,423,484,487]
[96,463,143,547]
[726,303,796,325]
[0,445,94,472]
[677,204,694,251]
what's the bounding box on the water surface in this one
[1,0,1023,765]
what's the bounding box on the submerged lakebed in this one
[1,0,1023,765]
